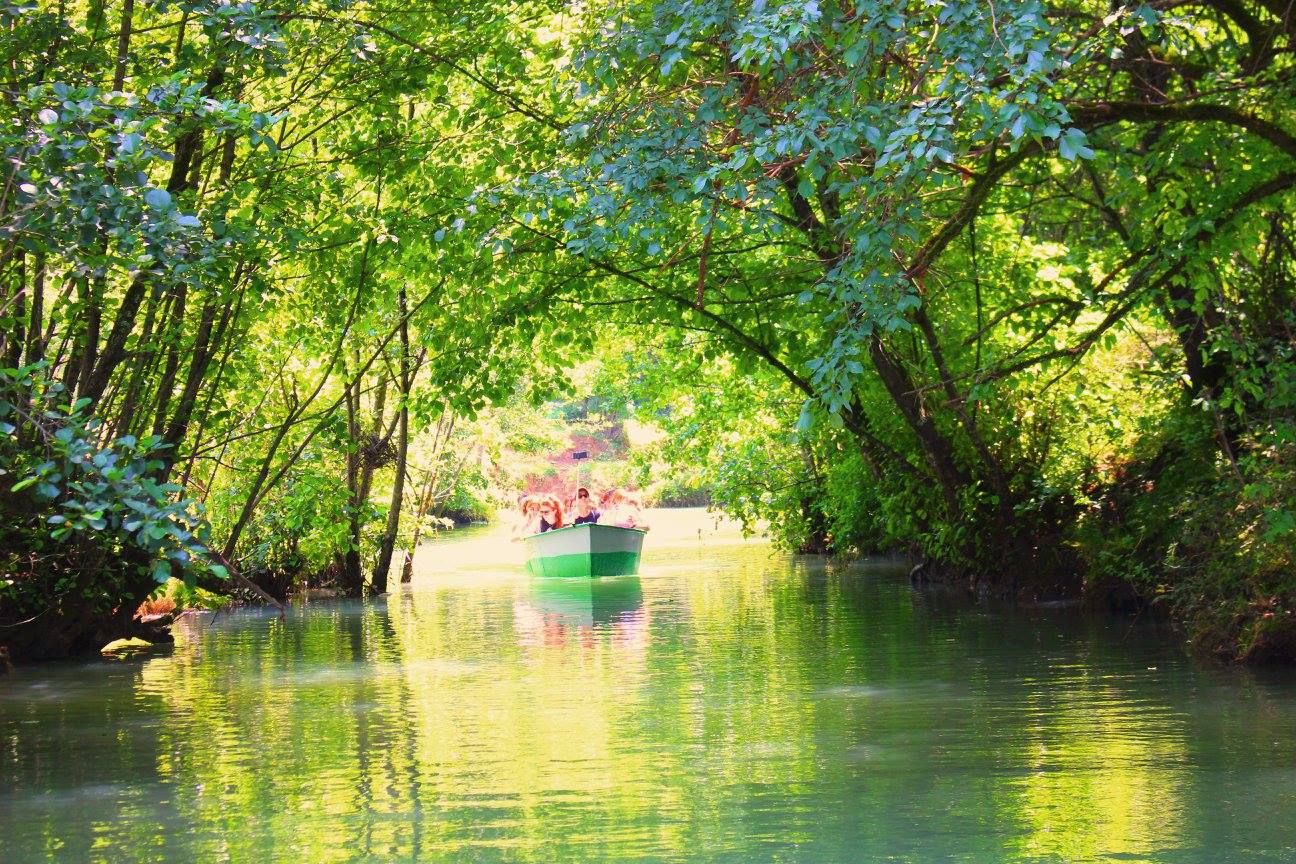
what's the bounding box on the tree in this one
[1,0,570,653]
[501,0,1296,589]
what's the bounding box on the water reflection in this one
[514,577,646,650]
[529,576,644,626]
[2,512,1296,862]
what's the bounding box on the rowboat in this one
[522,523,646,578]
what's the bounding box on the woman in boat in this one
[510,495,543,539]
[602,488,649,531]
[571,487,600,525]
[537,494,565,532]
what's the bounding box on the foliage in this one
[2,0,571,651]
[1075,334,1296,661]
[211,457,357,580]
[3,0,1295,663]
[0,366,223,652]
[493,0,1295,590]
[147,577,233,614]
[526,0,1090,408]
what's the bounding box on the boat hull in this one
[523,523,646,578]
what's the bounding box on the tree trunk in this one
[341,372,364,596]
[372,394,407,594]
[372,289,411,593]
[868,336,967,513]
[149,284,186,435]
[5,249,24,367]
[177,287,245,489]
[161,298,221,448]
[107,286,164,440]
[401,414,455,583]
[112,0,133,91]
[796,440,830,554]
[1161,279,1228,398]
[25,250,44,364]
[356,372,387,506]
[401,470,439,584]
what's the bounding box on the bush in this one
[1076,406,1296,661]
[143,578,232,615]
[0,365,223,658]
[223,460,355,580]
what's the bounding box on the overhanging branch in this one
[1071,101,1296,159]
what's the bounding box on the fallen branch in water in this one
[209,548,285,614]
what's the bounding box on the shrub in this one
[1,365,224,657]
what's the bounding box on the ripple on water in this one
[3,513,1296,863]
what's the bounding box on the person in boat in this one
[510,495,543,540]
[601,488,649,531]
[537,494,565,532]
[571,487,600,525]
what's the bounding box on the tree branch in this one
[1071,101,1296,158]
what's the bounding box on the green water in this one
[3,510,1296,863]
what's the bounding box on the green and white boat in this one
[523,523,646,578]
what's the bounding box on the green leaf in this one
[151,560,172,584]
[1058,128,1093,162]
[145,188,172,210]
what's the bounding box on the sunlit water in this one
[3,509,1296,862]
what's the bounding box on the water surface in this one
[3,510,1296,862]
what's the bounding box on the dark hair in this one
[576,487,589,498]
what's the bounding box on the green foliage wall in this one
[3,0,1295,661]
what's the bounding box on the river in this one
[2,509,1295,862]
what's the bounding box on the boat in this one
[522,522,646,578]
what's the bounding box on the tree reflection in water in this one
[2,514,1295,862]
